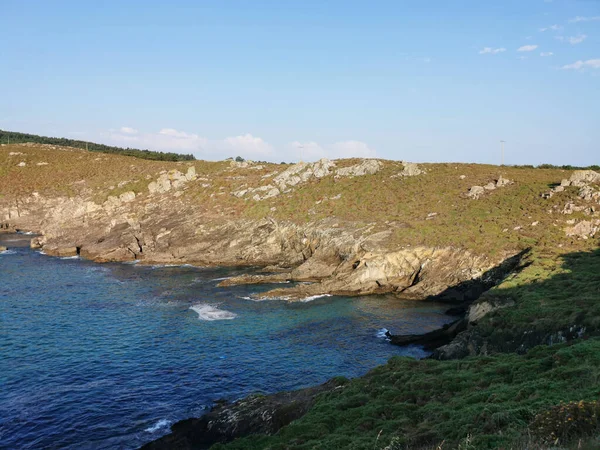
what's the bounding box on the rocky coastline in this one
[3,144,600,448]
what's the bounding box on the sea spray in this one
[190,304,237,321]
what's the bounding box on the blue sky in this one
[1,1,598,165]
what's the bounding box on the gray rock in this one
[467,186,485,199]
[336,159,382,177]
[565,220,600,239]
[569,170,600,186]
[397,162,423,177]
[495,176,512,187]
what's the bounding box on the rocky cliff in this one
[1,142,598,309]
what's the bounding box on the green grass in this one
[215,339,600,450]
[473,248,600,351]
[211,246,600,450]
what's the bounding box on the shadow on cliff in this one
[389,245,600,358]
[387,248,532,349]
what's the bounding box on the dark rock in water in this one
[140,378,346,450]
[386,319,467,351]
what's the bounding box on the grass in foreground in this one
[215,339,600,450]
[214,246,600,450]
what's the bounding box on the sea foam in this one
[0,249,17,255]
[190,304,237,321]
[298,294,332,303]
[376,328,390,340]
[145,418,171,433]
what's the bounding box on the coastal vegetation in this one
[0,129,195,161]
[213,247,600,449]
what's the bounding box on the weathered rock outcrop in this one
[386,249,529,354]
[467,176,513,199]
[140,378,345,450]
[335,159,382,177]
[393,162,423,177]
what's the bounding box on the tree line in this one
[0,129,195,162]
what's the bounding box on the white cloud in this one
[289,140,376,160]
[479,47,506,55]
[106,128,207,153]
[539,24,562,32]
[540,52,554,57]
[158,128,193,138]
[561,59,600,70]
[101,127,376,162]
[569,16,600,23]
[222,133,274,157]
[518,45,539,52]
[568,34,586,45]
[556,34,587,44]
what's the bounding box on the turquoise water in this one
[0,235,453,449]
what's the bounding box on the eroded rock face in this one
[0,186,499,301]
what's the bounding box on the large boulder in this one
[467,186,485,199]
[569,170,600,186]
[397,162,423,177]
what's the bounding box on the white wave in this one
[299,294,332,303]
[211,277,232,281]
[190,304,237,321]
[0,249,17,255]
[123,259,140,265]
[145,418,171,433]
[151,263,196,269]
[240,295,265,302]
[376,328,390,340]
[16,231,35,235]
[60,256,80,260]
[241,294,332,302]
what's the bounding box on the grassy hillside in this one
[4,142,595,257]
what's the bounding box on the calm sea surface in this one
[0,234,453,449]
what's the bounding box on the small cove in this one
[0,235,454,449]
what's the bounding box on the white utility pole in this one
[500,140,506,166]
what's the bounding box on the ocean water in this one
[0,235,454,449]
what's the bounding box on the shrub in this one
[529,400,600,445]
